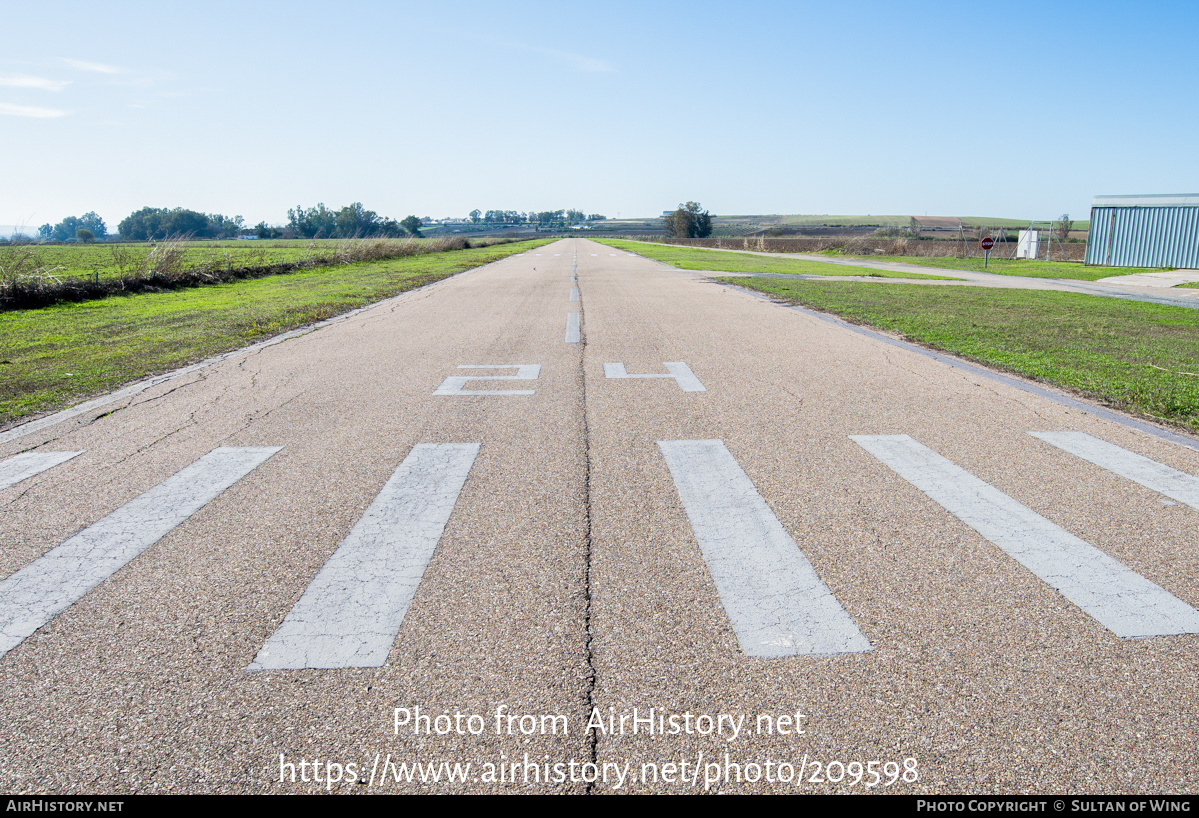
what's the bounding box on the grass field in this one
[0,239,549,427]
[724,276,1199,433]
[595,239,962,280]
[833,253,1143,279]
[829,253,1158,281]
[958,216,1091,230]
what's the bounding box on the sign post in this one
[980,236,995,268]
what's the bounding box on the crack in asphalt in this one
[221,392,304,443]
[129,373,208,409]
[572,248,599,794]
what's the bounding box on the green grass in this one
[832,253,1160,281]
[0,239,550,427]
[724,276,1199,433]
[595,239,961,280]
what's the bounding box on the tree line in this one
[25,202,619,243]
[468,209,606,228]
[278,203,423,239]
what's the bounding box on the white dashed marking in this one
[566,313,580,344]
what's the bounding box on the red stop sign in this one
[980,237,995,250]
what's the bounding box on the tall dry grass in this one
[1,235,508,311]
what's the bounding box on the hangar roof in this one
[1092,194,1199,207]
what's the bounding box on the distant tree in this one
[1055,213,1073,243]
[334,202,382,237]
[400,215,423,237]
[535,209,567,229]
[78,211,107,239]
[908,216,922,238]
[469,209,481,224]
[75,228,95,243]
[119,207,222,240]
[663,201,712,238]
[51,217,83,242]
[206,213,244,239]
[37,224,52,241]
[254,221,283,239]
[286,203,337,238]
[285,202,416,238]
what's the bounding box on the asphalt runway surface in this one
[2,238,1197,794]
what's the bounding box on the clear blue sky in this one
[3,0,1197,231]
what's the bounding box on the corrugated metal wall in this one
[1086,205,1199,267]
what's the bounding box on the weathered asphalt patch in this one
[0,446,281,658]
[0,451,83,491]
[851,434,1199,639]
[1030,431,1199,510]
[249,443,480,670]
[657,439,872,658]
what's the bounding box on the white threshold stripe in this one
[250,443,480,670]
[851,435,1199,639]
[0,451,84,491]
[570,287,579,302]
[566,312,580,344]
[0,446,281,658]
[1030,431,1199,510]
[658,440,871,657]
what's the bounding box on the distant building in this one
[1086,194,1199,268]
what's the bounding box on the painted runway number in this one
[604,362,706,392]
[434,365,541,396]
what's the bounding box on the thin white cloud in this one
[459,32,616,73]
[62,58,125,75]
[534,45,616,73]
[0,102,68,118]
[0,74,70,92]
